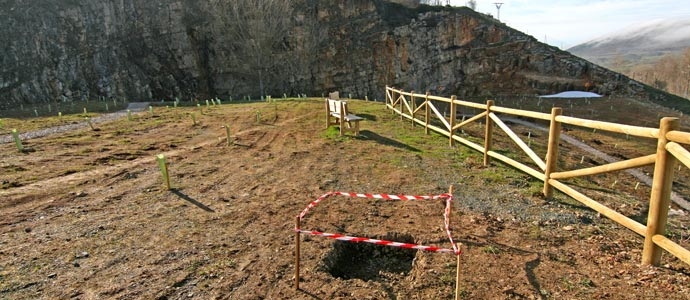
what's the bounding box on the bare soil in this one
[1,99,689,299]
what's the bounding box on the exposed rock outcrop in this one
[0,0,682,110]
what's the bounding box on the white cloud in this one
[448,0,690,48]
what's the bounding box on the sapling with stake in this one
[191,113,197,125]
[156,154,171,190]
[127,109,133,121]
[12,129,24,152]
[197,103,203,115]
[86,117,95,130]
[223,124,232,146]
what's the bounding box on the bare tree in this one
[467,0,477,10]
[420,0,448,5]
[224,0,294,97]
[627,47,690,99]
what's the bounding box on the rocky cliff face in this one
[0,0,678,109]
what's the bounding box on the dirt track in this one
[1,100,688,299]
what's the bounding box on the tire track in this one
[0,113,311,209]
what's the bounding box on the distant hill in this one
[568,18,690,69]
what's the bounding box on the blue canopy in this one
[539,91,603,98]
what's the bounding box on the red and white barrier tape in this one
[296,191,461,255]
[297,230,455,253]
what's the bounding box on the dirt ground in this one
[1,99,689,299]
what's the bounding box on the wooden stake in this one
[455,254,461,300]
[449,184,462,300]
[295,216,301,290]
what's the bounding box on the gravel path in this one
[0,102,149,144]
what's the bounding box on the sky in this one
[447,0,690,49]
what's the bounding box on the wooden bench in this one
[326,98,363,136]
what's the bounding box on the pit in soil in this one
[321,232,416,281]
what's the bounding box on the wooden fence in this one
[385,86,690,266]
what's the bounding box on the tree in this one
[420,0,449,5]
[467,0,477,10]
[625,47,690,99]
[223,0,294,97]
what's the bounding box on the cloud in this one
[449,0,690,48]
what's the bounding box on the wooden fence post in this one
[385,86,389,105]
[325,99,330,129]
[449,95,457,147]
[543,107,563,199]
[400,89,404,121]
[425,92,430,135]
[483,100,494,166]
[642,117,679,265]
[411,91,416,127]
[388,87,395,114]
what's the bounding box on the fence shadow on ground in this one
[171,189,214,212]
[356,130,420,152]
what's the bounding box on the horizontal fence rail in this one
[385,86,690,267]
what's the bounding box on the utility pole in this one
[494,2,504,21]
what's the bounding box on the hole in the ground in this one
[320,232,415,281]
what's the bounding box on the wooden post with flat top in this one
[543,107,562,199]
[449,96,456,146]
[425,92,430,135]
[411,91,416,126]
[483,100,494,166]
[642,117,679,265]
